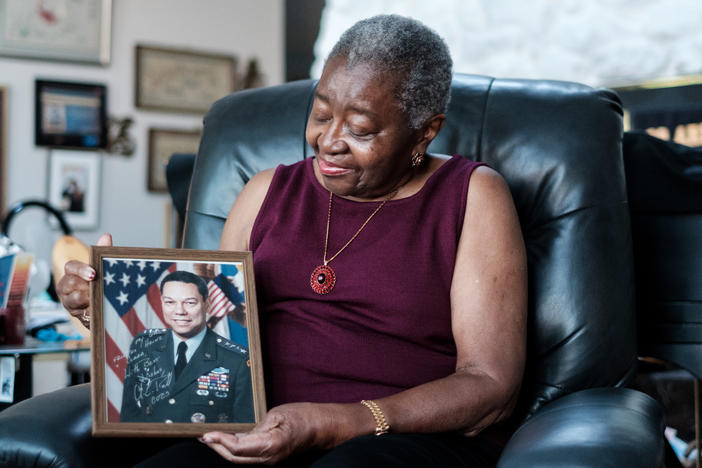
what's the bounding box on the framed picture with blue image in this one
[35,79,108,150]
[89,247,265,437]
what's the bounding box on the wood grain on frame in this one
[90,246,264,437]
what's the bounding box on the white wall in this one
[311,0,702,88]
[1,0,284,250]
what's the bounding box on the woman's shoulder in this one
[236,167,278,210]
[426,153,485,170]
[246,167,276,190]
[465,164,514,214]
[423,153,495,183]
[220,168,276,251]
[426,154,510,208]
[469,164,508,192]
[430,153,502,178]
[244,158,308,193]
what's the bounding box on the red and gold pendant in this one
[310,264,336,294]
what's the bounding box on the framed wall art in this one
[47,150,101,230]
[0,0,112,65]
[89,247,265,437]
[35,79,108,150]
[148,128,200,193]
[135,45,236,114]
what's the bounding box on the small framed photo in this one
[35,79,108,150]
[89,247,265,437]
[148,128,201,193]
[48,150,101,230]
[0,0,112,65]
[135,45,236,114]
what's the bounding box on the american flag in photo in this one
[102,259,175,422]
[207,268,245,320]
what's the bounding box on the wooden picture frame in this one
[0,0,112,65]
[135,45,236,114]
[90,247,265,437]
[0,85,6,213]
[148,128,201,193]
[35,79,108,150]
[47,150,101,230]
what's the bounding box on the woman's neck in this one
[327,154,450,203]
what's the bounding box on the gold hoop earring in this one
[411,152,425,168]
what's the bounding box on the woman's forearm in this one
[315,369,520,448]
[378,369,519,435]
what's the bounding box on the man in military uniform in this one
[120,270,254,423]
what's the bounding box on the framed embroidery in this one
[135,45,236,114]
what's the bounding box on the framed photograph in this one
[614,74,702,147]
[0,0,112,65]
[148,128,200,193]
[90,247,265,437]
[0,85,6,213]
[135,45,236,114]
[35,79,108,150]
[48,150,101,230]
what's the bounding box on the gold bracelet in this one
[360,399,390,436]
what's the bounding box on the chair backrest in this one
[624,131,702,380]
[184,75,636,420]
[166,153,196,222]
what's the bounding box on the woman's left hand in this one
[200,402,358,465]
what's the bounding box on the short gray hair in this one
[327,14,453,130]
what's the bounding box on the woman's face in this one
[306,56,419,200]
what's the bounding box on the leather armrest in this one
[0,385,664,467]
[497,388,665,468]
[0,384,93,467]
[0,384,172,468]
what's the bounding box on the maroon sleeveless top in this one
[250,155,484,407]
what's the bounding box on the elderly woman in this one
[59,14,526,467]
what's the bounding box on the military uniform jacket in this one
[120,328,254,423]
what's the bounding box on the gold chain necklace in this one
[310,190,396,294]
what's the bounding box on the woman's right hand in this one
[56,233,113,328]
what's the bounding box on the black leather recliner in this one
[0,75,665,467]
[624,131,702,382]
